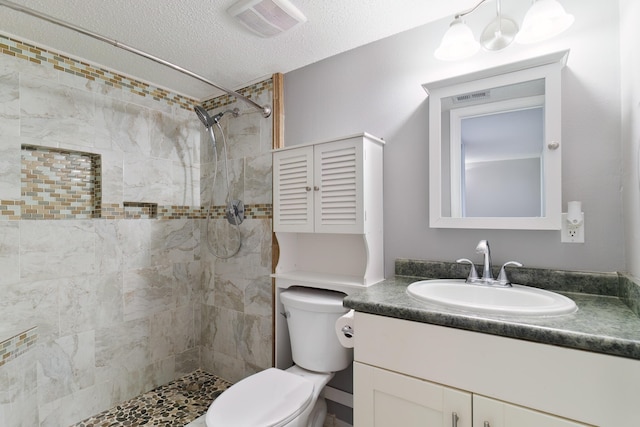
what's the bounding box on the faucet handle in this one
[497,261,523,286]
[456,258,479,283]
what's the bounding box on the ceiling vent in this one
[228,0,307,38]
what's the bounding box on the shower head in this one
[194,105,214,128]
[194,105,218,147]
[194,105,240,128]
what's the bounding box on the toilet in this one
[205,287,353,427]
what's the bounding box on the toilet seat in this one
[206,368,314,427]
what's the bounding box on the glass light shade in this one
[434,18,481,61]
[515,0,574,44]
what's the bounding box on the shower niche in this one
[272,132,385,292]
[21,145,102,219]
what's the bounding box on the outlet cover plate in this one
[561,213,585,243]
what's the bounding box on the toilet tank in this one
[280,287,353,373]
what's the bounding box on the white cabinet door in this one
[273,145,314,232]
[273,136,369,234]
[473,395,591,427]
[355,362,472,427]
[313,138,364,233]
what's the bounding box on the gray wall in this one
[284,0,626,275]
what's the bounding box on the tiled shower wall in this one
[0,33,274,426]
[199,87,274,383]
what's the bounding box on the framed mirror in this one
[423,50,568,229]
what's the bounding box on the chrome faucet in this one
[457,240,522,287]
[475,240,493,282]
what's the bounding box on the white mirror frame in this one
[423,50,569,230]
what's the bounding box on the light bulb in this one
[516,0,574,44]
[434,18,480,61]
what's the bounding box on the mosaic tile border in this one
[0,34,198,110]
[1,33,272,110]
[1,202,271,221]
[0,200,272,220]
[202,78,273,111]
[123,202,158,219]
[0,327,38,368]
[207,203,273,220]
[0,199,23,220]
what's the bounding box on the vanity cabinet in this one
[353,312,640,427]
[355,363,587,427]
[355,362,471,427]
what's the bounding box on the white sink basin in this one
[407,279,577,317]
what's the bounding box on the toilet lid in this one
[207,368,314,427]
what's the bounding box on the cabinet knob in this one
[314,186,320,191]
[484,422,491,427]
[547,141,560,150]
[305,186,312,191]
[452,412,459,427]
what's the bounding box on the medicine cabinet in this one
[423,50,569,230]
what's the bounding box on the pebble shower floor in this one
[71,370,231,426]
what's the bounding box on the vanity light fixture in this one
[434,0,574,61]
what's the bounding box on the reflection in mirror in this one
[424,50,568,230]
[444,80,545,218]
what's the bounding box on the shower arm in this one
[0,0,272,118]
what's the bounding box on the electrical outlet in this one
[561,213,585,243]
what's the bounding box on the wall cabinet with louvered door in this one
[272,133,384,291]
[274,133,383,234]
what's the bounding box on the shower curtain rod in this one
[0,0,272,118]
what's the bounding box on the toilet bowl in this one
[205,287,352,427]
[205,366,333,427]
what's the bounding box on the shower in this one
[195,105,244,259]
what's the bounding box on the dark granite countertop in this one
[343,260,640,361]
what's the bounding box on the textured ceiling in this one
[0,0,475,100]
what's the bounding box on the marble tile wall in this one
[0,32,275,426]
[0,39,203,426]
[199,86,274,383]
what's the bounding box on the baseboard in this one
[322,385,353,408]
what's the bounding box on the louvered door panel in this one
[273,146,314,232]
[314,140,363,233]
